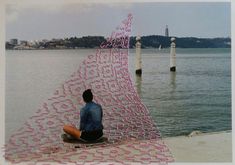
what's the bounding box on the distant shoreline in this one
[6,35,231,50]
[5,47,231,51]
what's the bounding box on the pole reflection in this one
[135,74,142,97]
[170,72,176,94]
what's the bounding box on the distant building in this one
[20,40,28,46]
[5,42,14,49]
[165,25,169,37]
[10,39,18,45]
[42,39,49,43]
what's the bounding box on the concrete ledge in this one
[163,131,232,162]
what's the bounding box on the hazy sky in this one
[6,2,231,41]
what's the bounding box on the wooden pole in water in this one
[135,36,142,75]
[170,37,176,72]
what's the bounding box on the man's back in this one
[63,89,103,142]
[80,101,103,132]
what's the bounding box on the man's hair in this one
[82,89,93,103]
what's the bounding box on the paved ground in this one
[4,138,174,164]
[164,131,232,162]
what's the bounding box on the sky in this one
[5,1,231,41]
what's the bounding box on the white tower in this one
[170,37,176,72]
[135,36,142,75]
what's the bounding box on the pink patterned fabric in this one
[4,14,173,164]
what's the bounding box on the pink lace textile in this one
[4,14,173,164]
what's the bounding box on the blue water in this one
[129,48,231,137]
[6,48,231,138]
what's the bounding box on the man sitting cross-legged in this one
[62,89,103,142]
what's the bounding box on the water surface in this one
[5,48,231,139]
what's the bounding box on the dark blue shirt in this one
[80,102,103,132]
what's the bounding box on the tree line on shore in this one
[129,35,230,48]
[6,35,231,50]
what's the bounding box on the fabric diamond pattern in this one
[4,14,174,164]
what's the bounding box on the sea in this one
[5,48,231,140]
